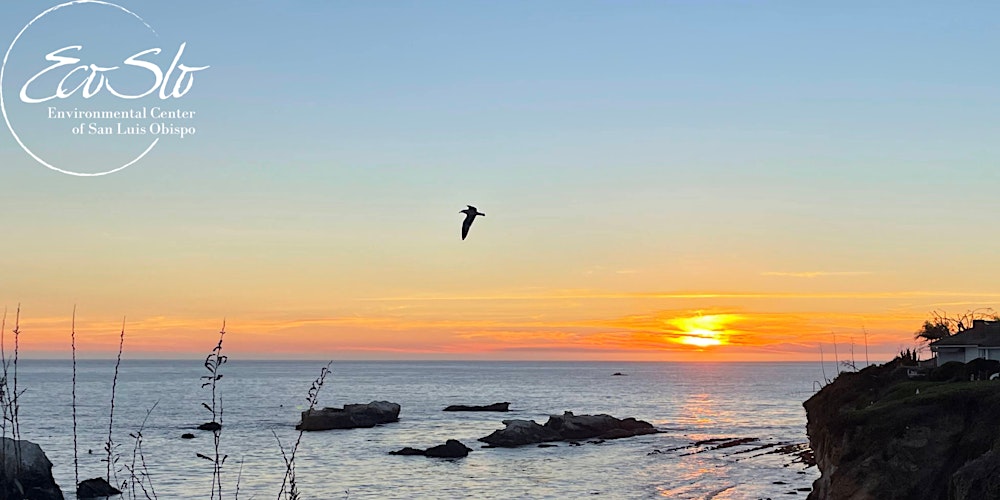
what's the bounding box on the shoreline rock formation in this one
[0,437,63,500]
[390,440,473,458]
[443,402,510,412]
[296,401,401,431]
[804,358,1000,500]
[479,411,657,447]
[77,477,121,499]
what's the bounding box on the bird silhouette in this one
[460,205,485,240]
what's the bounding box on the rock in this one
[612,372,626,376]
[181,433,195,439]
[443,402,510,412]
[197,422,221,431]
[0,438,63,500]
[479,419,562,447]
[804,357,1000,500]
[950,450,1000,500]
[546,412,658,440]
[596,428,635,440]
[390,440,472,458]
[478,411,658,447]
[425,440,473,458]
[296,401,400,431]
[389,447,426,456]
[77,477,121,498]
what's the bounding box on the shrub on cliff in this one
[930,361,968,382]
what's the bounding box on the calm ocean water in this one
[10,360,824,499]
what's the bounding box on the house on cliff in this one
[930,319,1000,363]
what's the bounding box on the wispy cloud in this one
[357,289,1000,302]
[760,271,873,278]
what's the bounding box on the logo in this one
[0,1,209,176]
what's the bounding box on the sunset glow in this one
[2,2,998,362]
[679,330,724,348]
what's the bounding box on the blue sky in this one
[1,1,999,359]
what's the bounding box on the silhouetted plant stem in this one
[200,322,228,500]
[13,306,21,444]
[277,361,332,500]
[126,401,159,500]
[862,326,870,368]
[0,307,7,467]
[106,318,126,486]
[72,305,79,489]
[11,305,22,468]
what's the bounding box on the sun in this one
[680,329,723,347]
[669,314,736,348]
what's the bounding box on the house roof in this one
[930,320,1000,348]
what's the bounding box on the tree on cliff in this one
[914,308,999,343]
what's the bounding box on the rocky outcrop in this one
[197,422,221,432]
[390,440,472,458]
[804,358,1000,500]
[443,402,510,412]
[296,401,400,431]
[77,477,121,498]
[950,450,1000,499]
[480,419,562,447]
[0,437,64,500]
[479,411,657,447]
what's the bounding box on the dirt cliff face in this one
[804,360,1000,500]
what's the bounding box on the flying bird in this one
[460,205,485,240]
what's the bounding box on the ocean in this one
[9,360,826,499]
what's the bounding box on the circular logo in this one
[0,1,207,177]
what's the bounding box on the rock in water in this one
[479,419,562,447]
[389,447,426,456]
[297,401,401,431]
[443,402,510,412]
[425,440,473,458]
[197,421,221,431]
[479,412,657,447]
[77,477,122,498]
[0,437,64,500]
[390,440,472,458]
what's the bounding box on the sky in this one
[1,1,999,361]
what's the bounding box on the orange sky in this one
[3,287,993,361]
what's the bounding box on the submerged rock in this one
[197,421,221,432]
[0,438,63,500]
[479,411,657,447]
[181,433,195,439]
[389,447,426,456]
[390,439,472,458]
[425,440,473,458]
[77,477,121,499]
[443,402,510,412]
[297,401,401,431]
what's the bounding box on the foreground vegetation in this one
[0,306,333,500]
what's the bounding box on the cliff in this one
[804,359,1000,500]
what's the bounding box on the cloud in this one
[356,289,1000,303]
[760,271,873,278]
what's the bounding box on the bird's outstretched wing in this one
[462,214,474,240]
